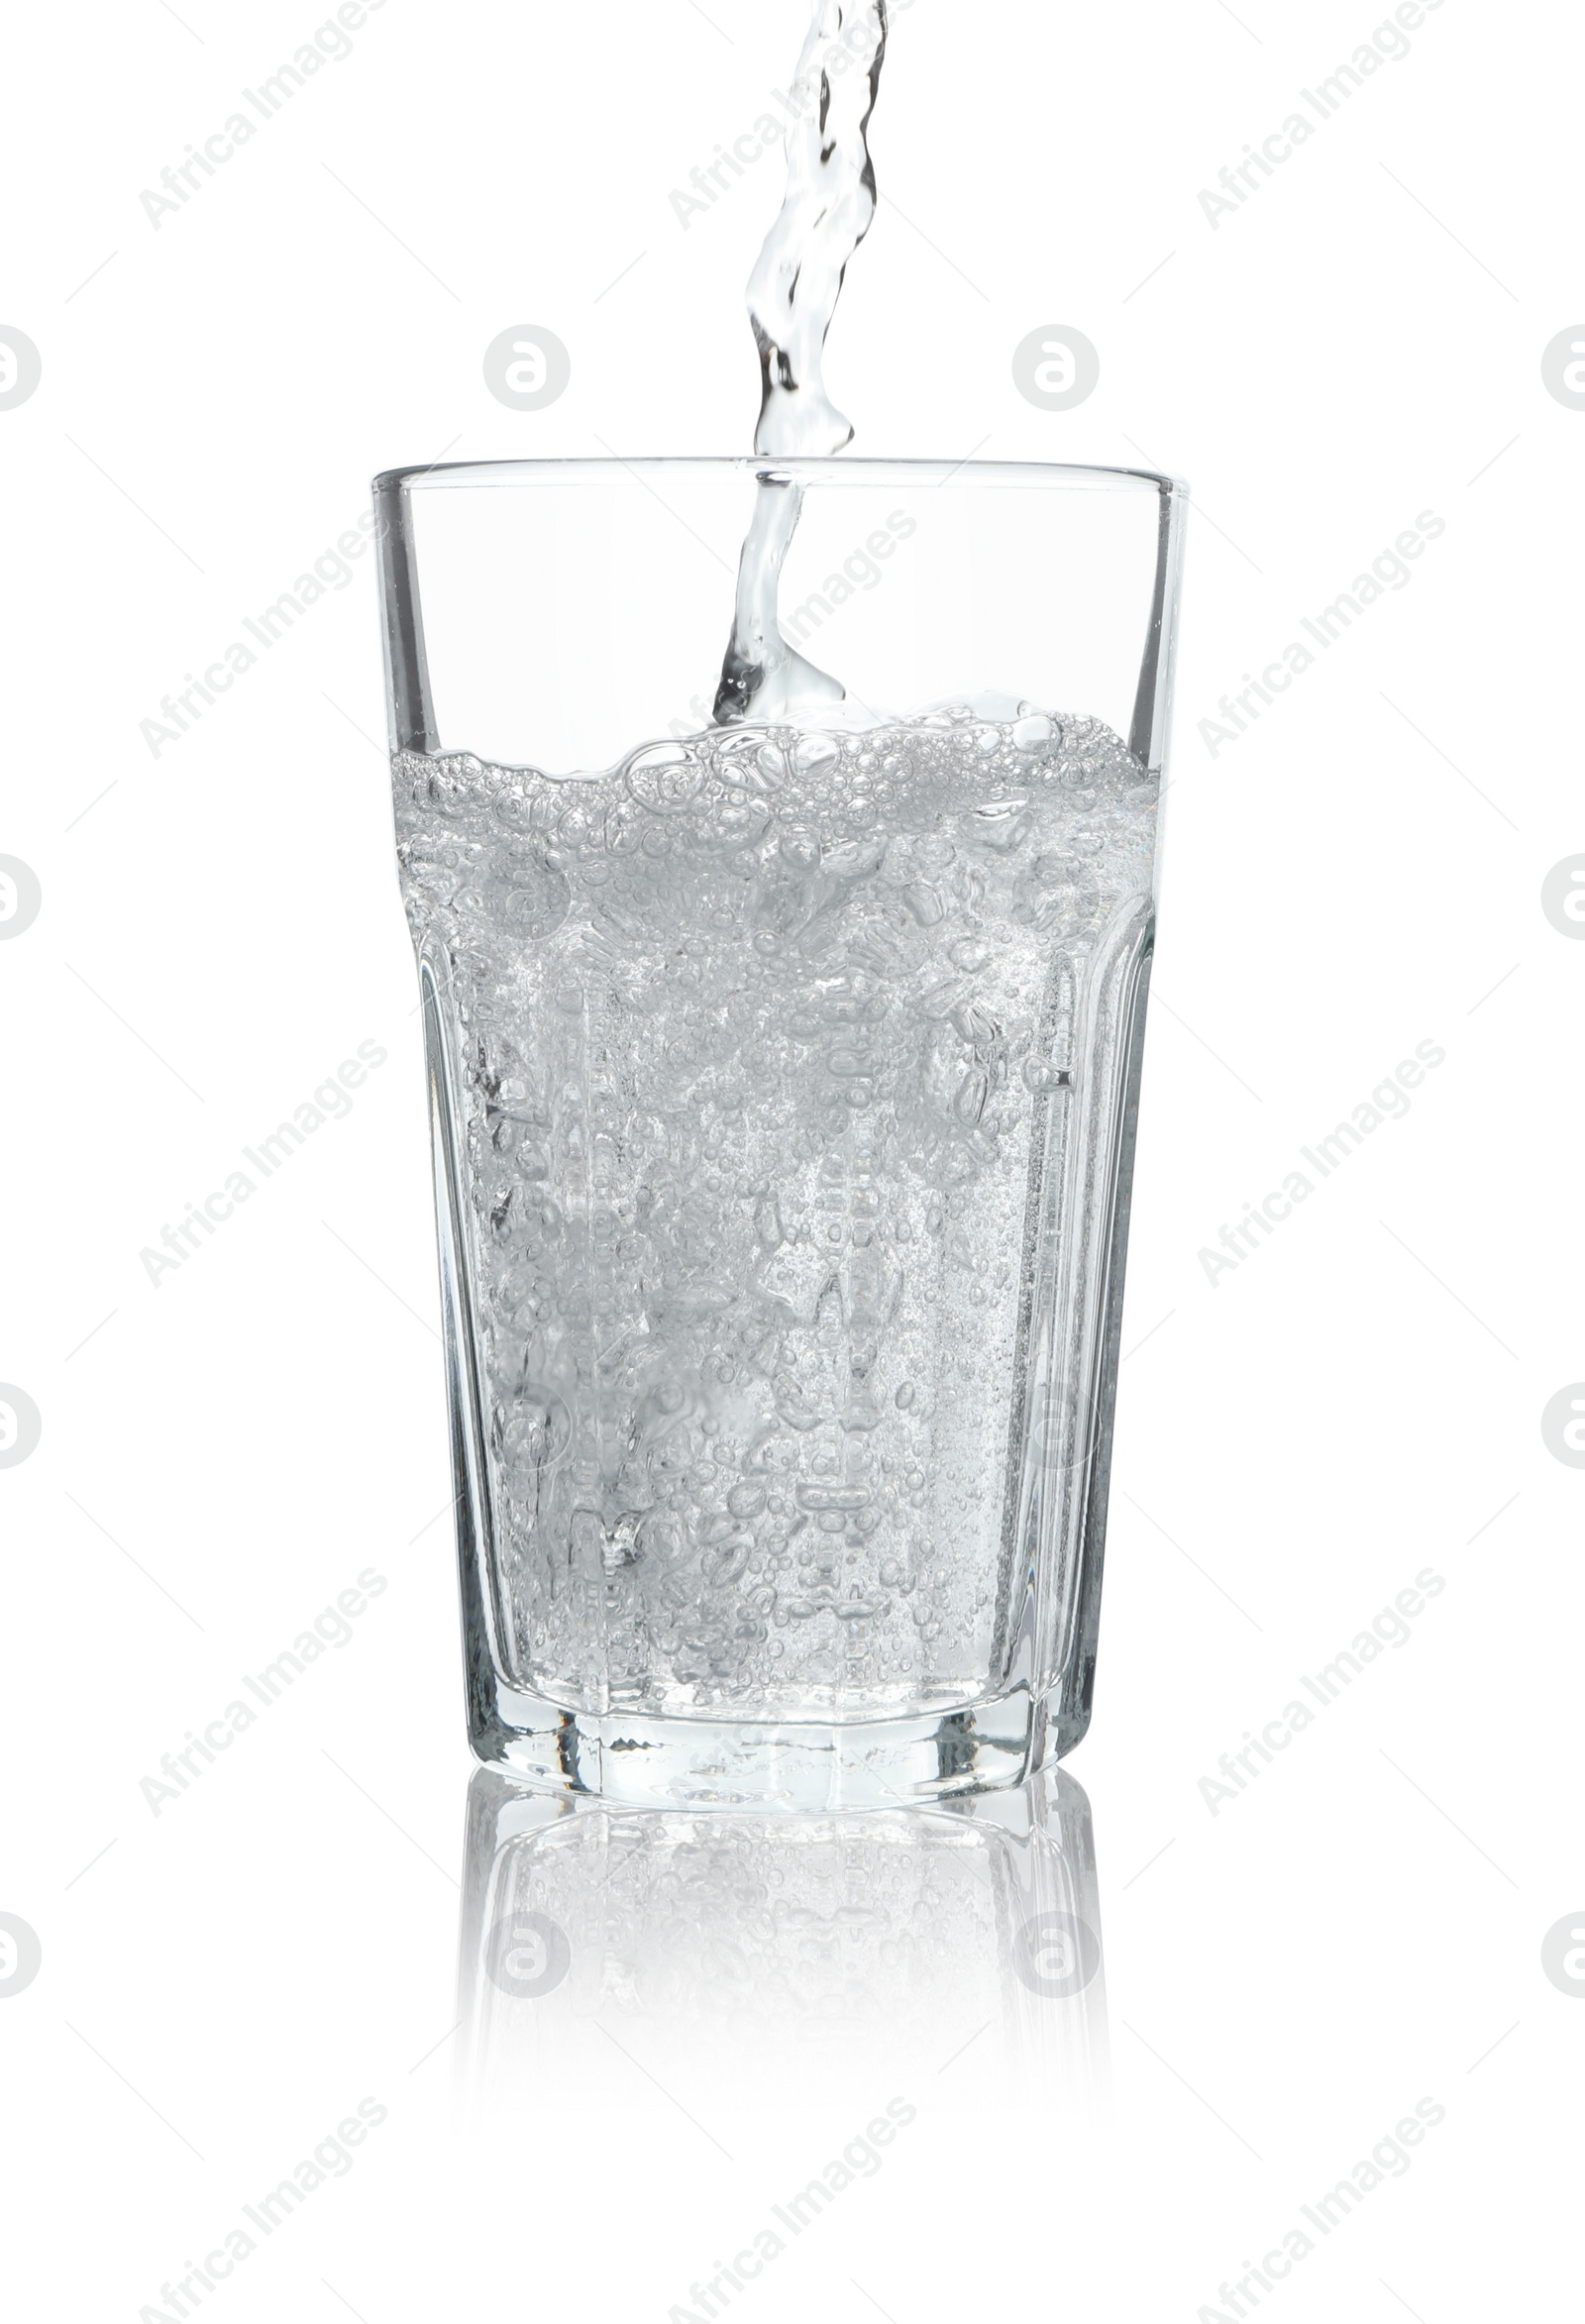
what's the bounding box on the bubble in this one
[626,743,703,811]
[1023,855,1100,937]
[424,768,475,819]
[503,1384,572,1470]
[823,833,888,880]
[494,790,553,835]
[793,733,842,774]
[700,1532,752,1587]
[972,799,1031,852]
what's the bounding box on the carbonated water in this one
[395,701,1157,1719]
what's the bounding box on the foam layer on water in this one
[396,706,1156,1721]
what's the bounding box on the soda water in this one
[394,704,1157,1721]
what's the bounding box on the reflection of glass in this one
[456,1763,1108,2115]
[377,458,1186,1803]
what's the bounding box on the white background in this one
[3,1,1581,2317]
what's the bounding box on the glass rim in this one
[372,454,1190,499]
[373,452,1190,766]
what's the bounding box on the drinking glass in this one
[374,456,1187,1807]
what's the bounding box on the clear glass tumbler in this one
[374,457,1186,1807]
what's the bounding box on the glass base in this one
[471,1679,1088,1809]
